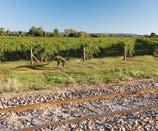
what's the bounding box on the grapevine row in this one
[0,36,158,61]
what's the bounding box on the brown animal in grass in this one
[54,55,68,69]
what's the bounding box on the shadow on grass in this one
[13,63,57,71]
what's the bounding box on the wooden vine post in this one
[30,49,40,66]
[30,49,33,66]
[123,46,127,61]
[83,45,86,62]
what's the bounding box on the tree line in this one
[0,27,92,37]
[1,26,157,38]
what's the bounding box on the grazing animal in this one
[54,55,68,69]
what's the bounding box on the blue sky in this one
[0,0,158,34]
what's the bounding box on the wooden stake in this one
[83,45,86,62]
[30,49,33,66]
[32,55,40,63]
[123,46,127,61]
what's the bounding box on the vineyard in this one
[1,1,158,130]
[1,36,158,92]
[0,36,158,61]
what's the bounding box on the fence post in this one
[82,44,86,61]
[81,43,86,62]
[30,49,33,66]
[123,46,127,61]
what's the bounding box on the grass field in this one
[0,55,158,93]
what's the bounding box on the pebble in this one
[0,81,157,130]
[0,81,155,108]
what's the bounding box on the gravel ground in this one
[0,92,157,130]
[0,81,157,108]
[46,108,158,131]
[0,81,157,130]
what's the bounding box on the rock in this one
[119,126,126,131]
[137,125,144,131]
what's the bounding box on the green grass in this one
[0,55,158,93]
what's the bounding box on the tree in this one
[0,28,6,36]
[64,29,77,37]
[150,32,157,37]
[6,30,11,36]
[28,26,45,37]
[28,26,35,35]
[77,31,89,37]
[53,28,60,36]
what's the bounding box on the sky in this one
[0,0,158,34]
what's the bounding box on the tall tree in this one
[53,28,60,36]
[64,29,77,37]
[150,32,157,37]
[28,26,45,36]
[0,28,6,36]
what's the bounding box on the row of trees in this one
[0,27,91,37]
[2,27,157,38]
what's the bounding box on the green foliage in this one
[123,37,135,57]
[0,28,6,36]
[28,26,45,37]
[136,37,158,55]
[53,28,60,37]
[0,36,136,61]
[1,36,158,61]
[44,72,76,85]
[154,48,158,57]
